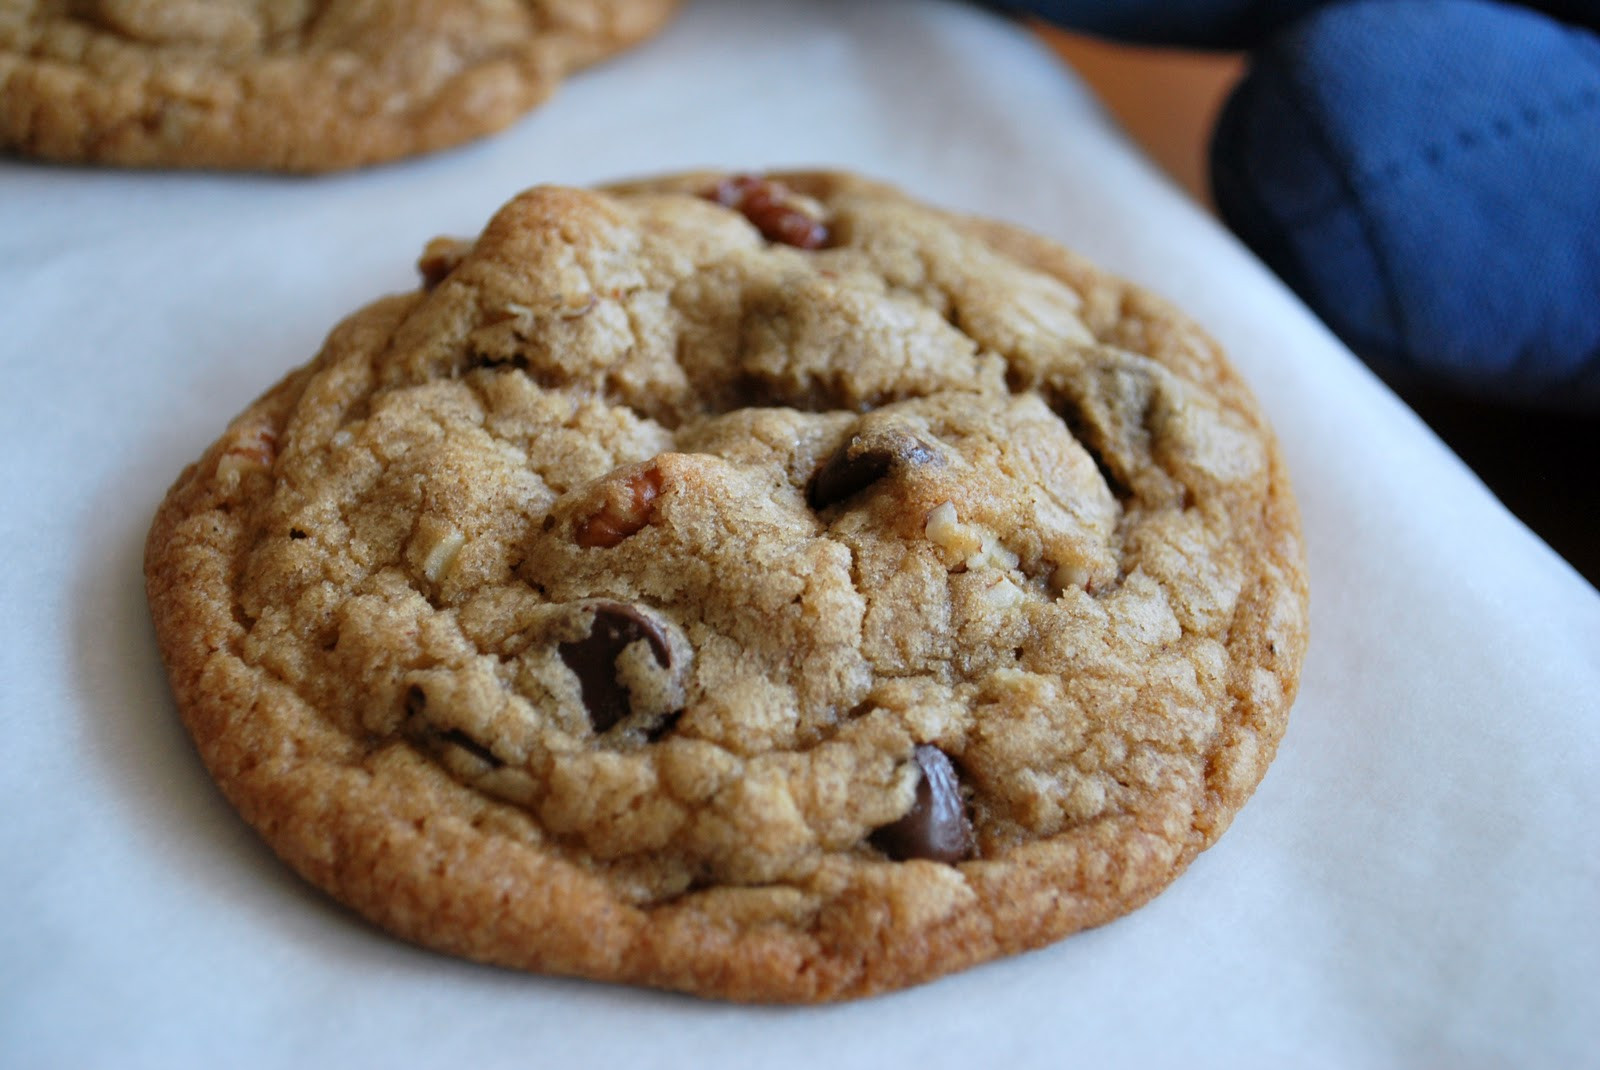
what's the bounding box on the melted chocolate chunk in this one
[870,745,974,864]
[1054,400,1131,502]
[807,428,941,509]
[438,729,502,768]
[403,686,503,768]
[558,602,672,732]
[644,709,684,743]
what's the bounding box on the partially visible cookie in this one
[0,1,680,172]
[145,170,1309,1001]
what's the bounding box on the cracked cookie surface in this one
[0,0,680,171]
[144,170,1309,1001]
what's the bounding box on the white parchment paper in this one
[3,2,1597,1066]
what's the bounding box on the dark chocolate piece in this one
[808,428,941,509]
[558,602,672,732]
[870,745,974,864]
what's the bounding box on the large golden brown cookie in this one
[145,171,1309,1001]
[0,1,680,171]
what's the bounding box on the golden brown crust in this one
[0,1,681,172]
[145,170,1308,1001]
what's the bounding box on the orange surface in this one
[1035,25,1243,209]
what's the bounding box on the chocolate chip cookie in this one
[0,1,680,172]
[144,170,1309,1000]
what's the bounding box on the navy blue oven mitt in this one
[1005,0,1600,410]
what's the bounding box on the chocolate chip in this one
[1045,357,1171,504]
[402,686,503,768]
[1055,402,1131,502]
[807,428,941,509]
[706,175,830,250]
[644,709,684,743]
[870,745,974,864]
[438,729,502,768]
[558,602,672,733]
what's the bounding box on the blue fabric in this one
[1211,0,1600,406]
[1005,0,1600,408]
[1003,1,1600,45]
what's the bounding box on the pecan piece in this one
[575,463,665,548]
[417,237,473,290]
[707,175,830,250]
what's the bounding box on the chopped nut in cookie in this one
[417,237,474,290]
[213,424,276,484]
[923,501,1020,573]
[706,175,831,249]
[575,462,666,548]
[414,521,466,584]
